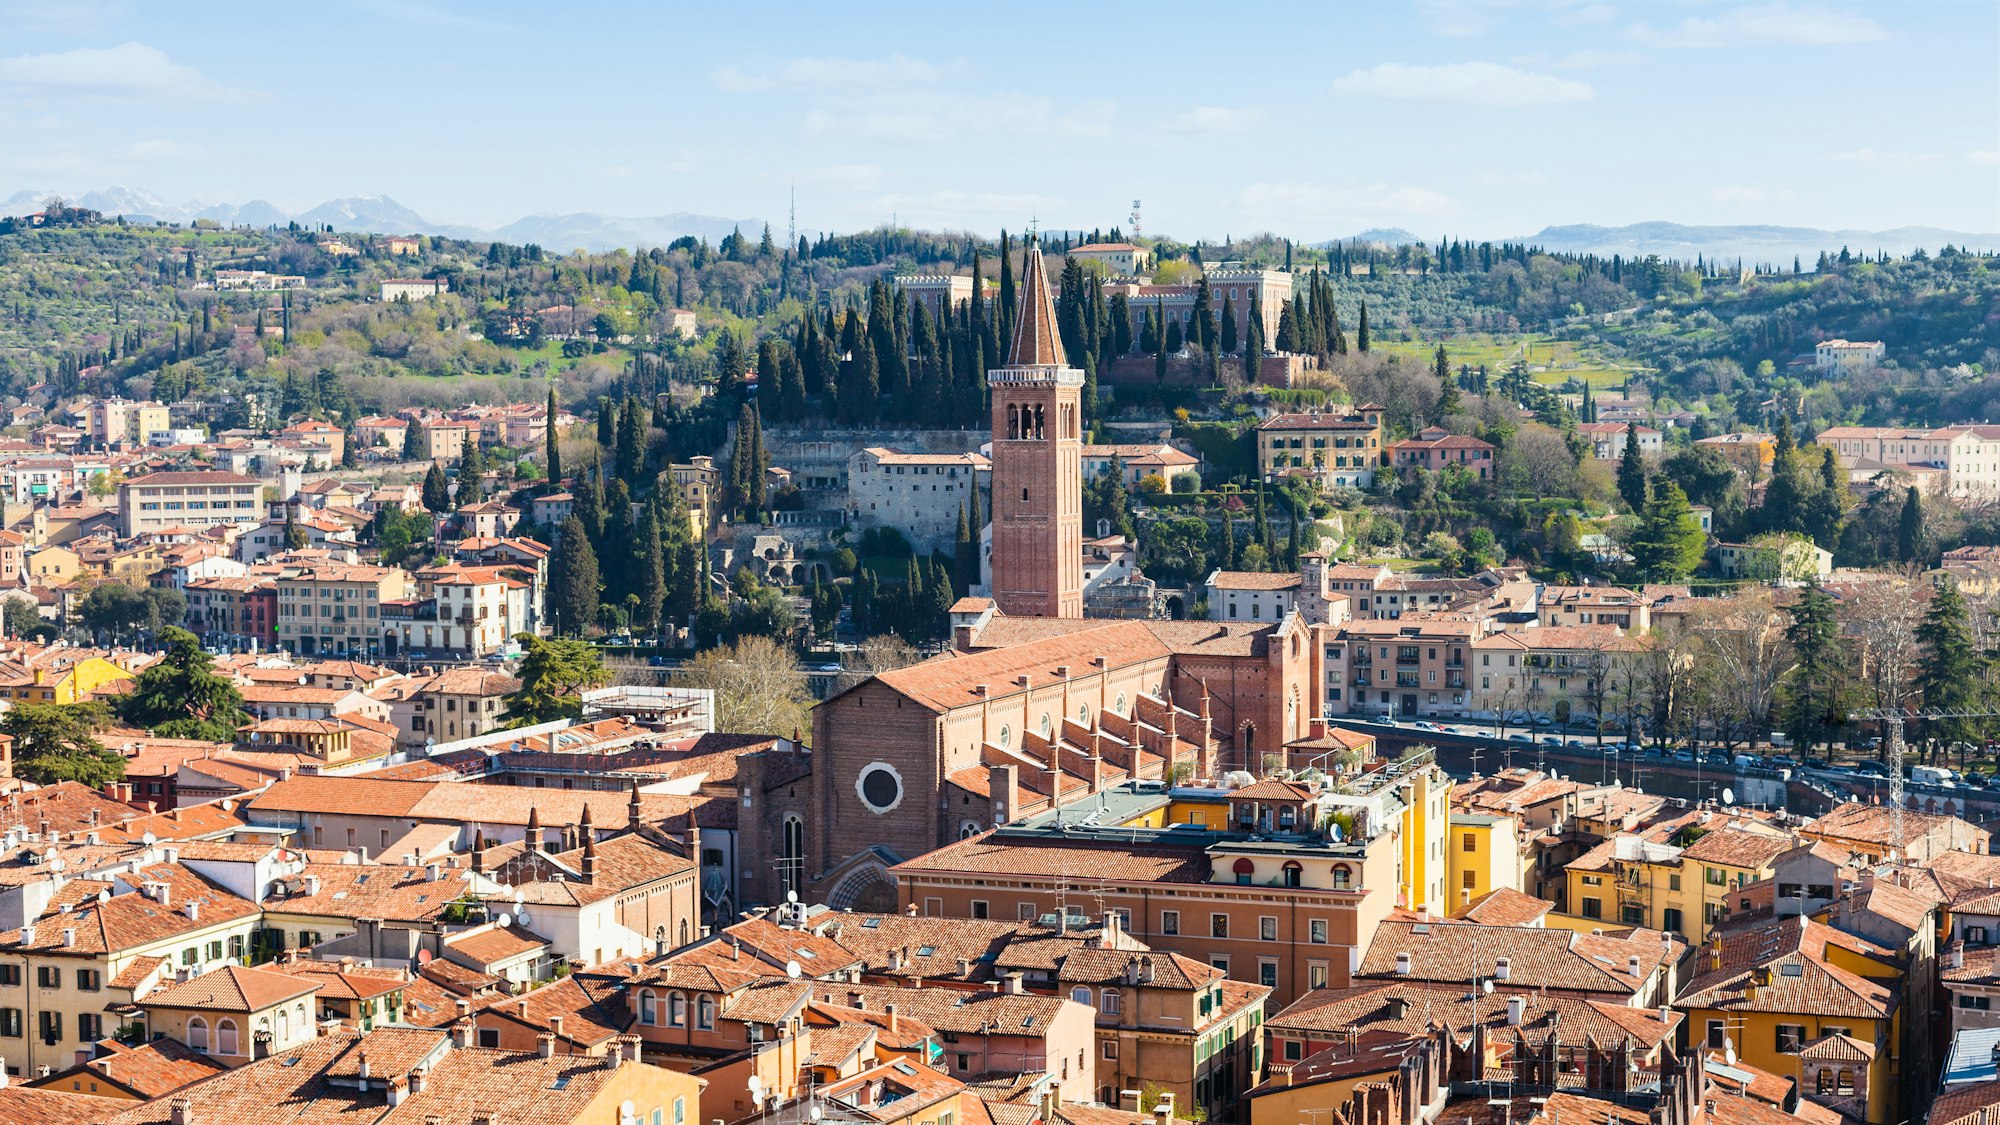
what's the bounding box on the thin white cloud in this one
[0,42,236,100]
[1551,48,1641,70]
[1165,106,1265,134]
[1710,185,1797,206]
[717,53,942,93]
[1632,4,1889,48]
[1236,181,1459,233]
[1333,61,1593,106]
[1478,170,1550,186]
[1968,150,2000,167]
[1836,148,1940,167]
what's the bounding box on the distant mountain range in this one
[4,187,1993,264]
[1335,221,2000,264]
[0,186,764,253]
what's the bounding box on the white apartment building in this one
[1817,424,2000,497]
[380,278,449,301]
[118,470,266,537]
[845,446,989,553]
[1816,339,1884,374]
[1204,570,1302,622]
[381,564,537,659]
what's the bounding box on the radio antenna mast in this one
[1129,199,1142,241]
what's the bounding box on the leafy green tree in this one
[116,626,249,740]
[547,515,601,637]
[1630,479,1706,581]
[4,701,122,787]
[421,461,452,513]
[2,597,46,639]
[1916,578,1988,747]
[1781,583,1845,751]
[501,635,612,726]
[1617,423,1648,512]
[81,583,182,643]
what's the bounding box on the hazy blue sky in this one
[2,0,1995,239]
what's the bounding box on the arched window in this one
[639,990,657,1025]
[1333,865,1352,890]
[1115,693,1127,715]
[217,1019,239,1056]
[679,919,690,946]
[697,996,716,1030]
[780,816,806,899]
[276,1006,290,1043]
[960,821,982,839]
[998,725,1011,748]
[1102,988,1121,1015]
[188,1017,209,1052]
[668,992,687,1027]
[1282,861,1303,888]
[1070,986,1092,1005]
[1078,703,1091,726]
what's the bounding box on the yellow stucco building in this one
[1675,917,1901,1124]
[1449,812,1524,909]
[1565,822,1793,941]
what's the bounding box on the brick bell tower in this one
[988,234,1084,618]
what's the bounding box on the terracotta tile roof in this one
[1452,888,1554,927]
[0,1088,108,1125]
[1676,916,1896,1019]
[877,622,1171,712]
[1208,570,1302,591]
[445,924,548,966]
[1844,878,1941,933]
[1265,981,1679,1050]
[1536,1093,1650,1125]
[126,470,261,486]
[1807,800,1977,848]
[476,972,632,1046]
[1679,826,1795,870]
[52,1036,228,1098]
[1056,947,1222,990]
[822,1057,967,1122]
[1359,920,1670,996]
[419,956,504,997]
[1258,411,1380,432]
[797,979,1076,1036]
[0,862,258,955]
[1004,242,1067,368]
[1931,1081,2000,1125]
[140,964,322,1012]
[893,834,1206,883]
[267,863,468,924]
[266,959,409,1002]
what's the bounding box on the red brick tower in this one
[988,237,1084,618]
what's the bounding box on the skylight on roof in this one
[862,919,882,928]
[552,1075,572,1090]
[917,946,936,957]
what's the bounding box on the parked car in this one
[1508,733,1533,743]
[1540,736,1562,747]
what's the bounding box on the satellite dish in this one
[1722,787,1736,806]
[516,910,531,926]
[621,1101,636,1118]
[748,1077,765,1096]
[811,1106,823,1121]
[97,890,110,904]
[47,858,64,872]
[142,832,157,846]
[497,912,514,928]
[786,890,799,904]
[786,960,802,979]
[1482,980,1494,995]
[1724,1045,1736,1066]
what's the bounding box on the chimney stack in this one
[169,1098,194,1125]
[1394,952,1411,976]
[536,1032,555,1059]
[1507,996,1525,1026]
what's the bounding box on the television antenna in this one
[1850,706,2000,856]
[1129,199,1142,241]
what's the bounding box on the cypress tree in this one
[548,515,601,638]
[616,395,647,486]
[1357,300,1370,352]
[1617,422,1647,511]
[544,388,563,487]
[458,433,485,505]
[421,461,451,513]
[638,503,666,637]
[1154,298,1169,382]
[1434,344,1460,417]
[1898,486,1929,564]
[1220,295,1238,354]
[1243,296,1264,385]
[402,417,425,462]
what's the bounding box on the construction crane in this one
[1848,706,2000,856]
